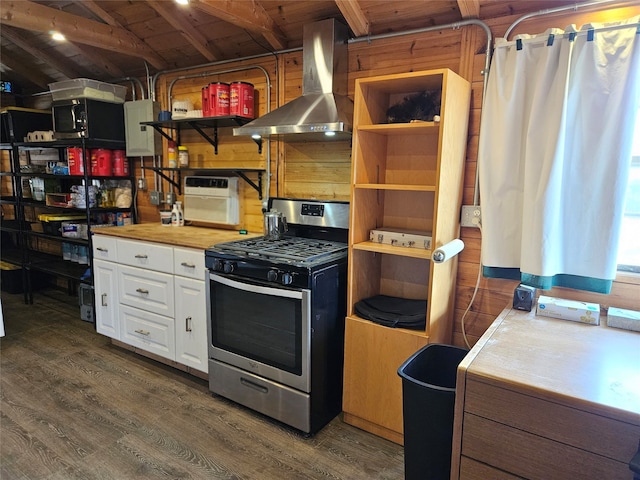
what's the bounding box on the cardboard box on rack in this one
[536,295,600,325]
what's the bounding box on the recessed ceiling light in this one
[175,0,189,5]
[51,31,66,42]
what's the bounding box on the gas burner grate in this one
[215,236,347,263]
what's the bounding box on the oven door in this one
[206,272,311,393]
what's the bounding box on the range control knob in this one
[281,272,293,286]
[267,270,278,282]
[213,259,224,272]
[223,261,236,274]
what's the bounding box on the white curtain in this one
[478,17,640,293]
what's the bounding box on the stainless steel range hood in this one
[234,19,353,140]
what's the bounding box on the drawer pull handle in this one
[135,254,148,259]
[101,293,107,306]
[181,262,196,268]
[134,329,150,336]
[240,377,268,394]
[186,316,192,332]
[135,288,149,294]
[96,247,108,252]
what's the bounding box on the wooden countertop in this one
[92,224,262,250]
[459,307,640,426]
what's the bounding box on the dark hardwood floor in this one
[0,288,404,480]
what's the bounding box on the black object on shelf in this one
[397,344,469,480]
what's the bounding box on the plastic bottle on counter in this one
[171,201,184,226]
[167,141,177,168]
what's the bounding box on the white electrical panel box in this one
[124,100,162,156]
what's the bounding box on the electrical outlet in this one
[461,205,481,227]
[137,177,147,191]
[165,192,176,206]
[150,191,161,205]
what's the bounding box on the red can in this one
[90,149,113,176]
[67,147,84,175]
[230,82,254,118]
[209,82,230,117]
[112,150,128,176]
[201,85,210,117]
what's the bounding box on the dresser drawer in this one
[464,378,640,465]
[92,235,118,261]
[120,304,175,361]
[174,247,205,280]
[117,238,174,273]
[462,413,633,480]
[118,264,174,317]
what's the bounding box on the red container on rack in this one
[67,147,84,175]
[230,82,254,118]
[90,148,113,176]
[209,82,230,116]
[112,150,128,176]
[202,85,210,117]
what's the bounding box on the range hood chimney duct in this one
[234,18,353,140]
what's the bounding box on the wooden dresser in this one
[451,307,640,480]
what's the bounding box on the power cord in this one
[461,222,482,349]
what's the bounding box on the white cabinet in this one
[93,259,119,339]
[92,235,208,374]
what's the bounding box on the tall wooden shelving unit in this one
[342,69,471,444]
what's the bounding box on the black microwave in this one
[52,99,125,141]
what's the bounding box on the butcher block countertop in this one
[92,224,261,250]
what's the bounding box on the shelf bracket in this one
[189,122,218,155]
[149,124,175,143]
[252,137,263,154]
[236,171,263,200]
[152,168,182,193]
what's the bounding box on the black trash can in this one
[397,343,469,480]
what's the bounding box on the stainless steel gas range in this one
[204,198,349,434]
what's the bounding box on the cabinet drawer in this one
[92,235,118,261]
[118,264,174,317]
[464,378,640,465]
[461,413,633,480]
[117,238,173,273]
[174,247,205,280]
[120,304,175,361]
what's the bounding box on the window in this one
[617,106,640,274]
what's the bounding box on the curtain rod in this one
[505,0,638,39]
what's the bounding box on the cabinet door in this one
[174,276,208,373]
[93,259,119,339]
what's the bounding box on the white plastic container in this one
[171,202,184,226]
[48,78,127,103]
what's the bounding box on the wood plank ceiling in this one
[1,0,580,97]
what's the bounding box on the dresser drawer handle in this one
[134,254,148,259]
[135,288,149,294]
[134,329,150,336]
[96,247,108,252]
[181,262,196,268]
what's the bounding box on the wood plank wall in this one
[106,3,640,347]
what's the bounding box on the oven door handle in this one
[210,273,305,300]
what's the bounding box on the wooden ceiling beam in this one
[335,0,369,37]
[0,0,168,70]
[457,0,480,19]
[0,27,82,80]
[192,0,287,51]
[0,51,53,89]
[147,0,222,62]
[73,44,125,78]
